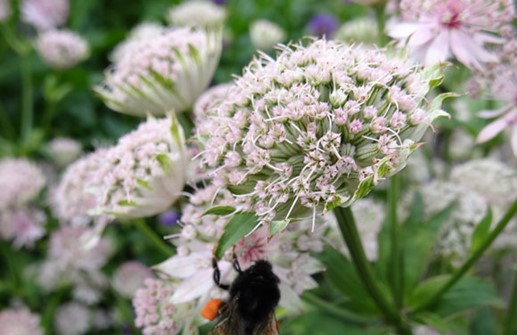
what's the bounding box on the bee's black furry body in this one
[210,260,281,335]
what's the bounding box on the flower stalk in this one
[133,219,173,258]
[373,3,387,47]
[334,206,412,335]
[388,174,403,309]
[20,54,34,144]
[410,198,517,315]
[503,268,517,335]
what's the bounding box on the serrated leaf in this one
[203,205,236,216]
[269,219,290,236]
[214,212,259,259]
[470,208,492,253]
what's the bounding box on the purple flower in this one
[308,14,338,38]
[212,0,226,5]
[158,210,181,227]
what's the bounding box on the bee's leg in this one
[212,258,230,290]
[232,253,242,274]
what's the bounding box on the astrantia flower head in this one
[335,17,378,45]
[96,116,187,218]
[0,207,46,248]
[0,158,45,210]
[109,22,164,63]
[36,29,89,70]
[54,302,90,335]
[133,278,182,335]
[0,308,43,335]
[388,0,515,69]
[53,149,109,225]
[22,0,69,30]
[249,19,286,51]
[476,65,517,154]
[47,137,82,167]
[166,0,226,28]
[193,83,232,124]
[96,27,222,116]
[197,39,449,224]
[112,261,153,298]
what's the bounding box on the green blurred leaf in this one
[470,208,492,253]
[214,212,259,259]
[203,205,236,216]
[269,219,290,236]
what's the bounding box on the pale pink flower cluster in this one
[476,65,517,154]
[193,83,233,123]
[166,0,226,28]
[112,261,153,298]
[388,0,515,69]
[197,40,448,225]
[0,0,11,21]
[35,29,89,70]
[0,308,43,335]
[53,149,109,226]
[47,137,82,167]
[38,226,113,304]
[97,27,222,116]
[110,22,164,63]
[22,0,69,31]
[249,19,286,51]
[94,117,187,218]
[54,302,90,335]
[133,278,181,335]
[0,158,46,248]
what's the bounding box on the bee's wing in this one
[207,303,279,335]
[251,312,280,335]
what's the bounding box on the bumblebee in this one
[202,258,281,335]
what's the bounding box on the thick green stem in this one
[20,55,33,142]
[333,206,412,335]
[0,101,15,140]
[42,290,65,335]
[388,175,403,309]
[303,292,376,325]
[410,199,517,315]
[133,219,173,258]
[374,3,388,47]
[503,268,517,335]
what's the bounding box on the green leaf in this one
[318,246,379,315]
[156,153,171,171]
[269,219,290,236]
[470,208,492,253]
[471,307,498,335]
[202,205,236,216]
[409,275,452,309]
[214,212,259,259]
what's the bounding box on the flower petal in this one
[477,118,508,143]
[424,31,450,65]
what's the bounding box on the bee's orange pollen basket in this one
[201,298,222,321]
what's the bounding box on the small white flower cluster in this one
[97,27,222,117]
[193,82,233,124]
[35,29,89,70]
[38,226,113,304]
[197,39,448,225]
[334,17,378,45]
[0,0,11,22]
[166,0,226,28]
[0,158,46,248]
[0,308,43,335]
[249,19,286,51]
[110,22,164,63]
[54,302,91,335]
[112,261,153,298]
[22,0,69,31]
[46,137,82,167]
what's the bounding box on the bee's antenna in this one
[232,253,243,273]
[212,258,230,290]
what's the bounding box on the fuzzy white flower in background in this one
[109,22,164,63]
[166,0,226,28]
[0,207,46,248]
[193,83,233,124]
[52,149,110,226]
[47,137,82,167]
[327,198,385,261]
[71,270,109,305]
[0,0,11,21]
[112,261,153,298]
[35,29,89,70]
[95,117,187,218]
[96,27,222,116]
[249,19,286,51]
[388,0,515,69]
[197,39,449,226]
[352,0,387,5]
[22,0,69,30]
[54,302,90,335]
[476,65,517,155]
[0,308,43,335]
[414,325,443,335]
[334,17,378,45]
[133,278,187,335]
[410,180,488,266]
[0,158,45,210]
